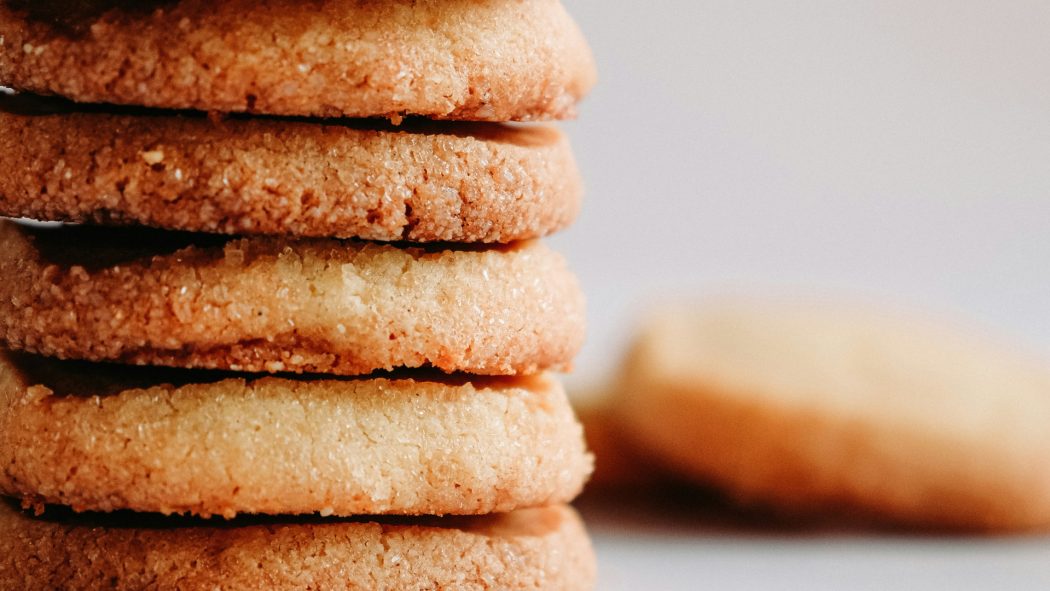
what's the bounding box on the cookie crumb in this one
[141,150,165,165]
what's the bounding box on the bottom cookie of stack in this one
[0,350,596,587]
[0,501,595,590]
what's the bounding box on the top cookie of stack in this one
[0,1,596,588]
[1,0,594,120]
[0,0,594,242]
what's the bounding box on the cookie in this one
[0,221,585,376]
[616,297,1050,530]
[0,96,581,242]
[0,0,595,121]
[0,501,596,591]
[572,384,664,491]
[0,351,591,517]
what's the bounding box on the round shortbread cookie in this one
[0,352,592,517]
[0,221,585,376]
[617,297,1050,530]
[0,0,595,121]
[0,96,581,242]
[0,501,596,591]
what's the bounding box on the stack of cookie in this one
[0,0,596,588]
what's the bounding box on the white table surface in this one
[556,1,1050,588]
[577,495,1050,590]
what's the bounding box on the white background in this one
[556,1,1050,588]
[556,0,1050,381]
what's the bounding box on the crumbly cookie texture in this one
[617,297,1050,530]
[0,222,585,376]
[0,502,596,591]
[0,100,581,242]
[0,0,595,121]
[0,353,592,517]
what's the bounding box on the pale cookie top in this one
[0,0,596,120]
[0,353,592,517]
[617,297,1050,530]
[0,221,586,376]
[0,95,582,242]
[0,502,596,591]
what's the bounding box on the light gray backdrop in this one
[557,2,1050,588]
[555,0,1050,383]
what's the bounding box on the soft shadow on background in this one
[554,1,1050,589]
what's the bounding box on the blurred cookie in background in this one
[613,296,1050,531]
[571,383,666,492]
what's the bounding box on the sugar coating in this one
[0,502,596,590]
[617,297,1050,530]
[0,104,581,242]
[0,222,585,375]
[0,353,592,517]
[0,0,596,121]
